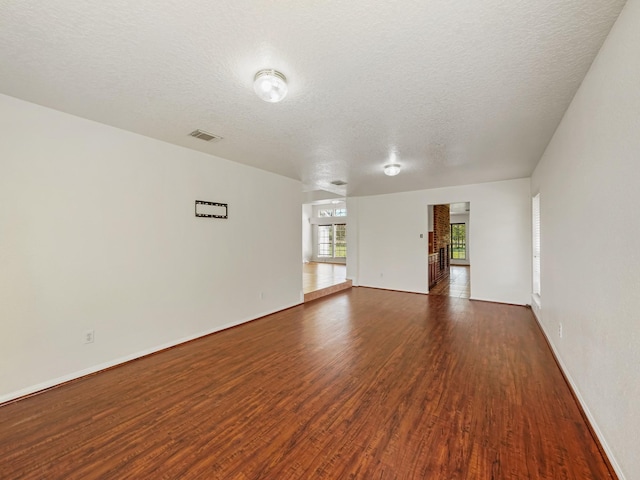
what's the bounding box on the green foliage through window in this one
[318,224,346,258]
[450,223,466,260]
[334,224,346,257]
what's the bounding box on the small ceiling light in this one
[384,164,401,176]
[253,69,288,103]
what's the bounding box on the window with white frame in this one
[532,194,541,295]
[334,224,346,257]
[318,209,334,217]
[450,223,466,259]
[318,225,333,257]
[334,208,347,217]
[317,224,346,259]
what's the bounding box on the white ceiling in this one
[0,0,625,197]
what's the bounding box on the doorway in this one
[427,202,471,298]
[302,199,351,301]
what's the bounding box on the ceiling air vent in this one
[188,129,223,143]
[331,180,347,186]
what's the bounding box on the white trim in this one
[530,293,542,319]
[469,296,526,306]
[532,193,541,296]
[531,293,541,308]
[531,308,625,480]
[359,285,427,295]
[0,301,302,405]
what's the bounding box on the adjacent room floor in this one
[302,262,351,302]
[429,264,471,298]
[0,288,613,479]
[302,261,346,294]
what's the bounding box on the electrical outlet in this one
[84,329,95,344]
[380,272,384,278]
[558,323,563,339]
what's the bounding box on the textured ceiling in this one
[0,0,626,196]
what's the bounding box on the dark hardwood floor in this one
[0,288,613,479]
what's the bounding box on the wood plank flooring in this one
[303,262,347,294]
[0,288,613,479]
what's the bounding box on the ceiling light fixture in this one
[383,164,401,176]
[253,69,288,103]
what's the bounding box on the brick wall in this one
[433,204,450,284]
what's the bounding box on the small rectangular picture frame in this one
[195,200,228,219]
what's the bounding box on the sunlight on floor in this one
[303,262,347,294]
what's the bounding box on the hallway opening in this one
[428,202,471,298]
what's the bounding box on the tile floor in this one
[429,265,471,298]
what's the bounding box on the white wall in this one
[348,178,530,304]
[450,212,471,265]
[0,94,302,402]
[346,199,359,283]
[302,204,313,262]
[530,1,640,477]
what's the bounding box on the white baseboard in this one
[468,296,526,306]
[531,305,625,480]
[0,301,302,405]
[359,284,427,295]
